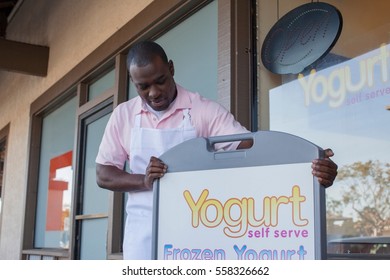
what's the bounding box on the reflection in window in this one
[35,96,76,249]
[88,69,115,101]
[269,44,390,247]
[47,151,72,248]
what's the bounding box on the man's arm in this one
[96,156,167,192]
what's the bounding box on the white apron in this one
[124,109,196,259]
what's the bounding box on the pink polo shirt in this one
[96,84,249,169]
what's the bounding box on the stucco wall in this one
[0,0,152,260]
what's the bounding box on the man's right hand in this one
[144,156,168,189]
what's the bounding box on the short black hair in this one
[126,41,168,70]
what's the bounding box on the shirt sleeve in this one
[95,107,129,169]
[200,99,250,151]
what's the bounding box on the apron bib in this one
[124,109,196,259]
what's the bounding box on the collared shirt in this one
[96,84,249,169]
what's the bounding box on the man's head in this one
[127,41,177,111]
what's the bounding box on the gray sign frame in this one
[152,131,326,260]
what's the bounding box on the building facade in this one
[0,0,389,260]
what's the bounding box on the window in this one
[33,96,77,250]
[260,0,390,259]
[74,103,112,259]
[128,0,218,101]
[88,69,115,101]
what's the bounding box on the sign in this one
[155,163,315,260]
[152,131,326,260]
[261,2,342,74]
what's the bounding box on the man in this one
[96,41,338,259]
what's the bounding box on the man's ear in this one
[168,60,175,76]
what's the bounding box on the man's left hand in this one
[312,148,338,188]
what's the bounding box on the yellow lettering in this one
[183,189,209,227]
[200,198,223,227]
[345,63,367,92]
[247,197,266,227]
[328,68,346,108]
[379,44,389,83]
[223,198,247,238]
[184,185,308,237]
[290,185,308,226]
[366,54,380,87]
[269,196,289,226]
[298,71,316,106]
[310,75,328,104]
[298,44,390,108]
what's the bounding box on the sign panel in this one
[156,163,316,260]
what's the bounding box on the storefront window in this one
[127,0,218,102]
[265,1,390,257]
[34,97,77,249]
[88,69,115,101]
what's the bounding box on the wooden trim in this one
[30,90,76,117]
[230,0,255,131]
[107,252,123,260]
[107,191,124,256]
[22,248,68,260]
[217,0,231,110]
[78,83,88,107]
[77,88,114,116]
[75,213,108,220]
[114,54,129,107]
[23,114,43,250]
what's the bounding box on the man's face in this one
[130,55,176,111]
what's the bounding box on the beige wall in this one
[0,0,152,260]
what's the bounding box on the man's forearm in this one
[96,163,148,192]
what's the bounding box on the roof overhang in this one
[0,38,49,76]
[0,0,49,76]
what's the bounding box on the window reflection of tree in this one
[327,160,390,237]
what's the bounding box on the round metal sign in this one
[261,2,342,74]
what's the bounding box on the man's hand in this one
[144,156,168,189]
[312,148,338,188]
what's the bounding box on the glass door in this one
[75,103,112,259]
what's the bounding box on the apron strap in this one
[134,114,141,128]
[183,109,192,130]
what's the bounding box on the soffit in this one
[0,0,49,76]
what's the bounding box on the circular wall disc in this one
[261,2,343,74]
